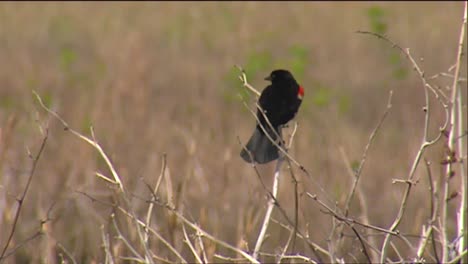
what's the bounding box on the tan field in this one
[0,2,466,263]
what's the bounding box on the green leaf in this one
[366,6,387,35]
[367,6,385,21]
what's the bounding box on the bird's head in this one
[264,69,295,83]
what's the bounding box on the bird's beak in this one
[264,76,272,81]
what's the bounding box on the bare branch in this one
[0,126,48,260]
[253,154,285,259]
[182,224,203,264]
[446,3,468,263]
[343,90,393,217]
[33,91,124,192]
[144,154,167,243]
[236,65,261,97]
[356,30,451,263]
[307,192,399,236]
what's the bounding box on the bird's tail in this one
[240,126,281,164]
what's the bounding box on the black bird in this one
[240,69,304,164]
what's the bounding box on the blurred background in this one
[0,2,466,263]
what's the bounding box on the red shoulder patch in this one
[298,85,304,99]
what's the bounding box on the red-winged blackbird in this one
[240,69,304,164]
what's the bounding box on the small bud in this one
[441,159,450,165]
[441,129,450,137]
[449,170,456,178]
[447,191,459,202]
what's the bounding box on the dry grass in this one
[0,2,466,263]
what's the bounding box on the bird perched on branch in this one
[240,69,304,164]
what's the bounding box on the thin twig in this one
[35,91,158,263]
[33,91,124,192]
[237,134,324,262]
[307,192,399,236]
[144,154,167,243]
[80,191,183,263]
[448,3,467,263]
[356,31,449,111]
[348,225,372,263]
[307,193,384,263]
[182,224,203,264]
[116,206,187,263]
[213,254,246,262]
[195,228,208,264]
[261,252,317,263]
[270,217,331,259]
[0,231,43,260]
[449,249,468,264]
[390,241,404,263]
[112,214,144,261]
[253,153,284,259]
[0,127,48,260]
[101,225,115,264]
[357,30,450,263]
[160,202,259,263]
[339,148,380,262]
[284,123,300,256]
[336,90,392,262]
[236,65,261,97]
[343,90,393,216]
[423,159,440,263]
[56,242,78,264]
